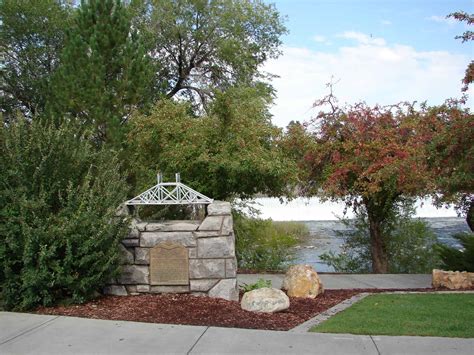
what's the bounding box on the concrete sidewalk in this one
[238,273,433,290]
[1,312,473,355]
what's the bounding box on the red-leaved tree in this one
[299,95,434,273]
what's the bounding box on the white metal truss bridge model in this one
[126,173,213,206]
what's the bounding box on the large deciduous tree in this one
[127,85,297,200]
[131,0,286,108]
[0,0,71,120]
[448,11,473,92]
[49,0,153,147]
[297,95,433,273]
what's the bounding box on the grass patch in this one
[311,293,474,338]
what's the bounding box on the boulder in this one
[241,287,290,313]
[432,269,474,289]
[282,264,323,298]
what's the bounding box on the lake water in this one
[295,217,471,272]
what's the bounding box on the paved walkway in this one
[1,312,472,354]
[238,273,433,289]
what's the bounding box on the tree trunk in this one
[367,208,389,273]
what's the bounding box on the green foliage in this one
[233,213,299,271]
[48,0,153,146]
[435,232,474,272]
[0,117,128,310]
[127,87,297,200]
[311,293,474,338]
[132,0,287,107]
[0,0,72,119]
[320,201,440,273]
[240,278,272,293]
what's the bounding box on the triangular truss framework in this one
[126,173,213,205]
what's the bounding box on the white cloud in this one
[264,34,471,128]
[340,31,386,46]
[381,20,392,25]
[313,35,327,43]
[427,15,457,26]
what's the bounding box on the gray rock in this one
[188,247,197,258]
[209,279,238,301]
[126,285,138,295]
[198,216,223,231]
[117,265,149,284]
[198,237,235,258]
[241,288,290,313]
[193,231,222,238]
[103,285,128,296]
[189,259,225,279]
[143,223,166,232]
[119,244,134,265]
[207,201,232,216]
[134,247,149,265]
[190,279,219,292]
[136,284,150,293]
[140,232,196,247]
[226,258,237,278]
[161,221,200,232]
[115,203,130,217]
[221,216,233,235]
[150,285,190,293]
[122,239,139,247]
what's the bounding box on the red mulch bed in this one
[34,287,473,331]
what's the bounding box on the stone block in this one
[432,269,474,289]
[226,258,237,278]
[221,215,233,235]
[117,265,149,284]
[190,279,219,292]
[136,285,150,292]
[209,279,238,301]
[198,237,235,258]
[189,259,225,279]
[119,244,134,265]
[126,285,138,295]
[143,223,166,232]
[135,247,149,265]
[140,232,195,247]
[122,239,139,247]
[188,247,197,258]
[207,201,232,216]
[150,285,190,293]
[198,216,223,231]
[103,285,128,296]
[193,231,222,238]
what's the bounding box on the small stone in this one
[150,285,190,293]
[117,265,149,284]
[241,288,290,313]
[119,244,134,265]
[207,201,232,216]
[221,216,233,235]
[226,258,237,278]
[160,221,200,232]
[197,236,235,258]
[189,259,225,279]
[122,239,139,247]
[282,264,324,298]
[135,247,149,265]
[140,232,196,247]
[190,279,219,292]
[103,285,128,296]
[136,285,150,292]
[198,216,223,231]
[209,279,238,301]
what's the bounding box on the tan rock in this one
[432,269,474,289]
[241,287,290,313]
[282,264,324,298]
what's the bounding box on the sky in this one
[257,0,473,220]
[263,0,473,127]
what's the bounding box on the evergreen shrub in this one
[0,118,128,310]
[436,232,474,272]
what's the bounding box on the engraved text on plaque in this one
[150,242,189,285]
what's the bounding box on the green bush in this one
[320,202,440,273]
[234,213,300,271]
[436,232,474,272]
[240,278,272,292]
[0,118,128,310]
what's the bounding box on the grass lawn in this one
[310,293,474,338]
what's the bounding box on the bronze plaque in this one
[150,242,189,285]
